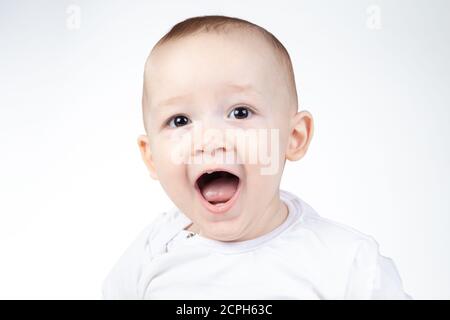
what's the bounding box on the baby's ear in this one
[286,110,314,161]
[137,135,158,180]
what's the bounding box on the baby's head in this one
[138,15,314,242]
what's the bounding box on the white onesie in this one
[102,189,411,299]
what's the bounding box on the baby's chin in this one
[192,186,247,233]
[189,171,252,241]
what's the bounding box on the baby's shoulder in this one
[101,208,184,299]
[291,198,380,255]
[133,207,187,255]
[149,207,187,239]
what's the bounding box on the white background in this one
[0,0,449,299]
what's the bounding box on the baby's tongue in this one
[201,176,238,203]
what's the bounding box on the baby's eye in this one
[167,115,191,128]
[228,106,253,120]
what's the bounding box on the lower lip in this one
[194,179,242,214]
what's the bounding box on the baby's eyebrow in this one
[224,83,259,94]
[156,93,193,109]
[155,83,261,109]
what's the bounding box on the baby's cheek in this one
[234,128,281,167]
[154,132,191,167]
[154,153,189,195]
[228,129,258,165]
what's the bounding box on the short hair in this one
[142,15,298,132]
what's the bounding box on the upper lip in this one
[193,166,242,186]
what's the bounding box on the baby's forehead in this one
[144,31,287,103]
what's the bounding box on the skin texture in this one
[138,30,314,242]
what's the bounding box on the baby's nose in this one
[195,131,226,157]
[191,124,229,158]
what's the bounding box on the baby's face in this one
[139,31,311,241]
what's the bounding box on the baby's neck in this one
[244,193,288,241]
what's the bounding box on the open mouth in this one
[195,170,240,207]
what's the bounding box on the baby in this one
[102,15,411,299]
